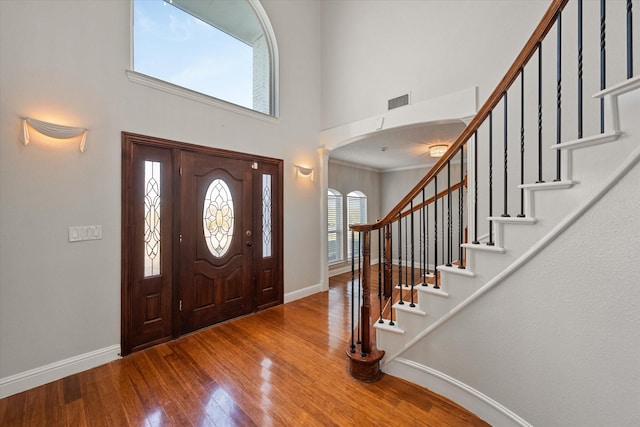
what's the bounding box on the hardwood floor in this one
[0,273,488,426]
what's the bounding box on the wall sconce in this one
[429,144,449,158]
[295,165,313,180]
[22,117,88,152]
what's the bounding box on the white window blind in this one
[327,189,343,263]
[347,191,367,260]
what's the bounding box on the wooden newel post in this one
[360,231,372,355]
[346,229,384,382]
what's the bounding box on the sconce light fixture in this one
[429,144,449,158]
[295,165,313,179]
[22,117,88,152]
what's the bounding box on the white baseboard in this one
[284,283,323,303]
[384,358,532,427]
[0,344,121,399]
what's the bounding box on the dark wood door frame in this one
[121,132,284,356]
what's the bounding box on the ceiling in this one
[329,121,466,172]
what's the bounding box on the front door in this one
[121,132,283,355]
[179,152,253,334]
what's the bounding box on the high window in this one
[132,0,277,116]
[347,191,367,260]
[327,189,343,264]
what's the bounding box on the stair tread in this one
[551,130,621,151]
[374,319,405,334]
[393,302,427,316]
[416,285,449,297]
[593,75,640,98]
[488,216,537,224]
[519,180,575,190]
[461,242,505,253]
[437,265,475,277]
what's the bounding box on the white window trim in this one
[128,0,279,121]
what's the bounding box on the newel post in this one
[346,229,385,382]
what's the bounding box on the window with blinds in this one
[327,189,343,263]
[347,191,367,260]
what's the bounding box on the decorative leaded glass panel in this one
[262,174,272,258]
[203,179,234,258]
[144,161,161,277]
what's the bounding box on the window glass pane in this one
[328,189,343,263]
[144,161,161,277]
[347,191,367,259]
[134,0,265,112]
[262,174,272,258]
[203,178,235,258]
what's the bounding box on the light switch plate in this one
[69,225,103,242]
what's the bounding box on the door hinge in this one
[179,233,183,243]
[179,300,182,311]
[179,166,183,175]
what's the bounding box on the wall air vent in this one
[388,94,410,110]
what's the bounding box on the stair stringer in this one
[376,78,640,426]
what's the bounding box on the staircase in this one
[346,1,640,426]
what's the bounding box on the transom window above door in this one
[132,0,278,116]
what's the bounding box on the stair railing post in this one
[360,230,372,356]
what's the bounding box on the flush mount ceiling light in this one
[429,144,449,158]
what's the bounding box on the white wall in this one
[403,143,640,426]
[0,0,322,381]
[321,0,549,129]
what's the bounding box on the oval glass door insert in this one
[203,178,235,258]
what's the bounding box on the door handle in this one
[246,241,253,247]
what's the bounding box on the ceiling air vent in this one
[388,94,410,110]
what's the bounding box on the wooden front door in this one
[179,152,253,334]
[122,132,283,355]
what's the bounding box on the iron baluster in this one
[472,132,480,244]
[556,12,562,182]
[398,213,404,305]
[423,187,428,283]
[446,162,452,266]
[628,0,634,78]
[488,111,495,246]
[388,226,394,326]
[537,42,545,183]
[519,68,526,218]
[503,92,510,217]
[600,0,606,133]
[378,228,383,323]
[459,145,465,269]
[410,201,415,307]
[433,176,439,289]
[578,0,584,139]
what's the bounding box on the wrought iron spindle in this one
[503,92,510,217]
[556,12,562,182]
[488,111,495,246]
[459,145,465,269]
[388,225,394,326]
[628,0,634,78]
[410,201,415,307]
[578,0,584,139]
[378,228,383,323]
[398,212,404,305]
[422,188,427,283]
[600,0,606,133]
[433,176,439,289]
[472,132,479,244]
[519,68,526,218]
[404,215,408,292]
[350,230,355,353]
[441,187,446,266]
[357,232,362,344]
[537,42,545,183]
[446,162,452,266]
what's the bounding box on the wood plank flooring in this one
[0,273,488,426]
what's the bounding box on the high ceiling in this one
[329,121,466,171]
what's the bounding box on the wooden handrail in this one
[352,0,569,234]
[398,175,467,220]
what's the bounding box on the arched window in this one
[347,191,367,259]
[327,189,343,264]
[132,0,278,116]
